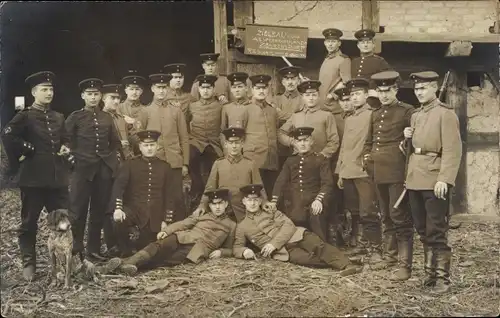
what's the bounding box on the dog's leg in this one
[48,245,58,287]
[64,253,72,289]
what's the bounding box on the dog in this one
[47,209,97,288]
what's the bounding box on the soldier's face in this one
[324,39,341,53]
[170,73,184,89]
[198,83,215,99]
[231,82,247,99]
[339,98,353,112]
[294,135,313,154]
[151,84,168,100]
[32,84,54,105]
[124,85,143,101]
[81,90,102,107]
[282,76,299,92]
[202,61,217,75]
[139,141,158,157]
[252,84,269,100]
[377,86,398,105]
[242,195,262,213]
[225,137,243,156]
[302,90,319,108]
[208,198,229,216]
[414,82,438,104]
[349,89,368,107]
[357,39,375,54]
[103,93,120,111]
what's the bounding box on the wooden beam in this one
[446,69,468,215]
[362,0,381,53]
[445,41,473,57]
[233,0,253,28]
[213,0,235,75]
[494,0,500,34]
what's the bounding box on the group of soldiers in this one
[1,27,462,294]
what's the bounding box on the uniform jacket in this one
[278,105,340,158]
[351,54,392,88]
[117,100,146,134]
[111,156,175,232]
[187,97,223,156]
[106,110,134,160]
[243,99,280,171]
[1,104,70,187]
[319,52,351,103]
[362,100,414,184]
[65,107,120,178]
[273,90,303,157]
[166,87,193,120]
[406,98,462,190]
[336,104,372,179]
[233,209,306,261]
[140,99,190,168]
[163,212,236,263]
[190,76,253,104]
[220,98,251,144]
[272,152,333,223]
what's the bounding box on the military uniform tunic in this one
[106,110,134,160]
[166,87,193,119]
[191,76,253,104]
[187,97,224,157]
[351,54,391,88]
[318,52,351,102]
[273,90,303,159]
[220,98,251,132]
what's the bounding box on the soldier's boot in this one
[432,250,452,294]
[367,244,384,268]
[371,233,398,271]
[423,244,437,287]
[390,237,413,281]
[118,250,152,276]
[349,214,361,247]
[19,236,36,281]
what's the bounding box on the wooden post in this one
[362,0,381,53]
[213,0,234,75]
[446,69,468,214]
[233,0,253,28]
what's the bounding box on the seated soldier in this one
[233,184,362,277]
[271,127,333,241]
[105,189,236,276]
[109,130,175,257]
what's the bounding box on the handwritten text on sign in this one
[244,24,309,59]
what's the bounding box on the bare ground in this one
[1,188,499,317]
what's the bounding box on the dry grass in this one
[1,188,499,317]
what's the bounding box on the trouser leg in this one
[343,179,361,247]
[171,168,187,222]
[69,170,93,255]
[375,183,398,264]
[188,145,204,206]
[259,169,278,200]
[309,211,328,242]
[18,187,45,268]
[353,177,382,248]
[139,234,181,269]
[328,173,346,247]
[296,231,350,270]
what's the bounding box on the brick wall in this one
[379,1,497,34]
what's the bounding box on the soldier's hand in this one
[362,154,371,169]
[121,140,130,147]
[337,178,344,189]
[182,165,189,177]
[161,221,168,232]
[113,209,126,222]
[403,127,414,139]
[262,201,277,213]
[261,243,277,258]
[218,95,228,104]
[192,206,206,217]
[434,181,448,200]
[124,116,135,125]
[311,200,323,215]
[243,248,256,260]
[157,231,168,240]
[209,250,222,259]
[58,145,71,156]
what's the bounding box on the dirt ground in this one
[1,188,499,317]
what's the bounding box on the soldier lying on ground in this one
[105,189,236,276]
[233,184,362,277]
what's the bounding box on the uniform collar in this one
[421,98,438,113]
[253,98,269,108]
[168,87,184,96]
[207,211,228,220]
[326,50,340,59]
[382,99,399,109]
[246,209,263,219]
[84,105,100,113]
[152,99,168,107]
[235,98,250,105]
[124,99,141,107]
[342,110,354,118]
[104,108,119,116]
[300,104,320,113]
[31,102,49,112]
[283,90,299,98]
[200,97,216,105]
[353,104,370,116]
[360,52,374,58]
[141,156,157,163]
[227,154,243,164]
[298,151,313,158]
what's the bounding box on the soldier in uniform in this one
[221,71,251,129]
[105,188,236,276]
[234,184,362,277]
[190,53,230,104]
[351,29,392,109]
[244,74,281,197]
[336,78,382,263]
[187,74,224,207]
[271,127,333,241]
[1,71,71,280]
[164,63,193,119]
[110,130,175,256]
[404,71,462,293]
[193,127,269,222]
[139,72,189,222]
[66,78,121,262]
[102,84,133,161]
[362,71,415,280]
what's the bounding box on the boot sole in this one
[120,264,138,276]
[105,258,123,273]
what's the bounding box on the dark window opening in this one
[467,72,483,88]
[397,88,420,108]
[226,0,234,26]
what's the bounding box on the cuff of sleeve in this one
[116,198,123,209]
[315,193,325,202]
[271,196,279,203]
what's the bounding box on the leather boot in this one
[23,265,35,281]
[423,244,437,287]
[349,214,360,247]
[390,237,413,281]
[367,244,384,267]
[119,250,152,276]
[432,250,452,294]
[371,233,398,270]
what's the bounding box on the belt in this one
[413,148,441,157]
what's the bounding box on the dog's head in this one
[47,209,71,232]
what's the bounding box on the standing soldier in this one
[404,71,462,293]
[362,71,415,280]
[190,53,230,104]
[1,71,71,281]
[351,29,392,109]
[272,127,334,241]
[110,130,175,257]
[336,78,382,263]
[140,72,189,222]
[318,28,351,106]
[220,72,251,133]
[187,74,224,207]
[245,74,280,197]
[164,63,193,119]
[102,84,134,161]
[66,78,121,262]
